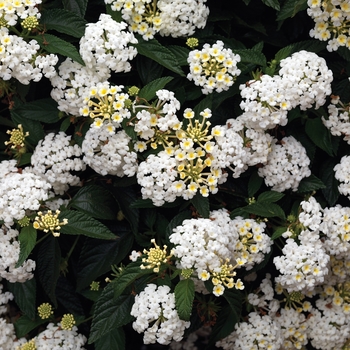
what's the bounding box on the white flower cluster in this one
[216,312,283,350]
[323,95,350,144]
[0,160,51,226]
[0,28,58,85]
[17,323,87,349]
[307,0,350,52]
[79,13,138,73]
[239,51,333,130]
[31,132,86,195]
[170,209,271,296]
[187,40,241,94]
[50,58,110,116]
[104,0,209,40]
[82,126,137,176]
[258,136,311,192]
[0,227,35,283]
[0,0,41,26]
[130,284,190,345]
[334,155,350,199]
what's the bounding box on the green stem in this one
[35,232,51,245]
[66,235,80,260]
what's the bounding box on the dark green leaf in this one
[271,226,288,240]
[191,192,210,218]
[14,315,46,338]
[89,283,134,343]
[262,0,280,10]
[95,327,125,350]
[76,228,133,291]
[248,171,263,198]
[320,159,340,206]
[11,99,60,124]
[257,191,284,203]
[209,307,237,344]
[16,225,37,268]
[165,210,192,243]
[193,94,213,116]
[136,55,164,85]
[277,0,307,21]
[138,76,174,101]
[174,279,195,321]
[6,278,36,319]
[59,210,117,240]
[135,38,185,76]
[69,185,117,220]
[305,118,334,156]
[222,288,243,321]
[34,34,85,66]
[106,5,123,22]
[233,49,266,66]
[62,0,88,17]
[18,153,32,167]
[243,202,286,219]
[297,174,326,193]
[37,236,61,306]
[40,9,87,38]
[167,45,190,66]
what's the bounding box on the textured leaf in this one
[62,0,88,17]
[243,202,286,219]
[193,94,213,117]
[271,227,288,240]
[59,210,117,240]
[11,99,60,124]
[262,0,280,10]
[320,159,340,206]
[167,45,190,66]
[305,118,334,156]
[135,38,185,76]
[89,283,134,343]
[138,76,174,101]
[16,225,37,268]
[277,0,307,20]
[40,9,87,38]
[69,185,117,220]
[7,278,36,319]
[233,49,266,66]
[223,289,243,321]
[165,210,192,243]
[76,228,133,291]
[136,55,164,85]
[14,315,46,338]
[37,236,61,307]
[191,192,210,218]
[257,191,284,203]
[174,279,195,321]
[297,174,326,193]
[210,307,237,343]
[95,327,125,350]
[248,171,263,198]
[34,34,84,65]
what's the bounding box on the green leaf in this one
[69,185,117,220]
[113,261,153,298]
[14,315,47,338]
[165,210,192,243]
[76,228,133,291]
[233,49,266,66]
[11,99,60,124]
[95,327,125,350]
[257,191,284,203]
[167,45,190,66]
[16,225,37,268]
[320,159,340,206]
[135,38,185,76]
[248,171,263,198]
[62,0,88,17]
[106,5,123,22]
[209,306,237,344]
[40,9,87,38]
[305,118,334,156]
[59,210,117,240]
[277,0,307,20]
[6,278,36,319]
[243,202,286,219]
[271,226,288,240]
[262,0,280,10]
[191,192,210,218]
[138,76,174,101]
[297,174,326,193]
[222,288,243,322]
[136,55,164,85]
[89,283,134,343]
[17,153,32,167]
[193,94,213,116]
[34,34,85,66]
[174,279,195,321]
[37,236,61,307]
